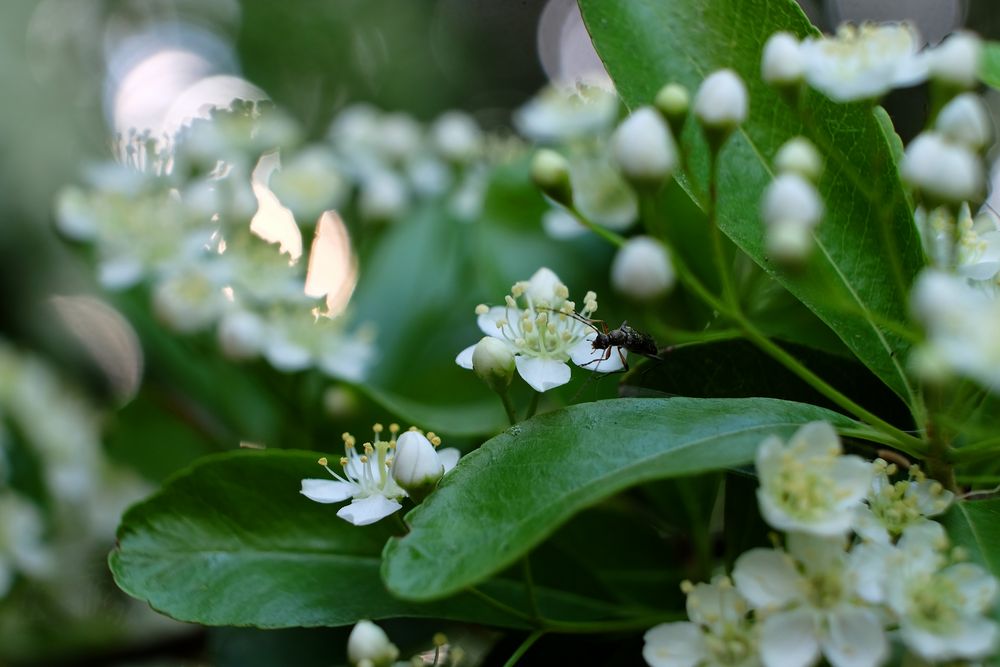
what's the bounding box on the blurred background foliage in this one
[1,0,1000,665]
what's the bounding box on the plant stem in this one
[524,391,541,420]
[922,384,957,491]
[467,588,536,624]
[502,631,545,667]
[499,387,519,425]
[705,149,738,310]
[565,203,627,247]
[522,556,541,621]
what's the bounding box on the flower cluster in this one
[760,23,1000,393]
[643,422,998,667]
[455,267,624,392]
[0,340,168,635]
[300,424,460,526]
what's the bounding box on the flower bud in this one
[928,31,982,89]
[901,132,983,205]
[347,620,399,667]
[531,149,573,206]
[762,173,823,228]
[774,137,823,182]
[935,93,993,152]
[761,32,804,86]
[431,111,483,162]
[391,431,445,500]
[359,171,409,221]
[654,83,690,120]
[766,219,814,263]
[472,336,515,392]
[611,236,675,300]
[694,69,749,133]
[611,107,678,185]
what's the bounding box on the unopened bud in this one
[610,236,675,300]
[347,620,399,667]
[694,69,749,133]
[472,336,515,392]
[531,149,573,206]
[431,111,483,162]
[762,173,823,228]
[654,83,690,128]
[611,107,678,185]
[928,31,982,89]
[766,219,814,263]
[391,431,445,501]
[935,93,993,152]
[774,137,823,182]
[761,32,804,86]
[901,132,983,205]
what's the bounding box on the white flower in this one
[269,145,348,222]
[0,492,54,597]
[455,268,624,392]
[514,83,619,144]
[611,236,675,300]
[300,425,407,526]
[762,32,804,86]
[262,306,375,382]
[375,112,423,164]
[347,620,399,667]
[359,170,410,221]
[859,522,1000,662]
[217,309,265,360]
[799,22,926,102]
[733,533,887,667]
[694,70,749,131]
[643,576,759,667]
[755,422,872,536]
[900,132,983,204]
[911,269,1000,390]
[391,430,460,498]
[54,187,98,241]
[773,138,823,182]
[957,207,1000,283]
[852,459,954,544]
[935,92,993,151]
[430,111,482,162]
[927,31,982,89]
[152,264,229,334]
[611,107,679,184]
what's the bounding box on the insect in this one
[563,311,660,372]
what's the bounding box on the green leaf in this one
[382,397,858,601]
[982,42,1000,90]
[110,450,620,628]
[622,339,912,428]
[942,498,1000,579]
[579,0,924,403]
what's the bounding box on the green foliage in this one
[382,397,858,601]
[981,42,1000,90]
[578,0,924,404]
[109,450,619,628]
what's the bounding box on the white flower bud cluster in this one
[761,136,824,263]
[610,236,675,300]
[644,422,1000,667]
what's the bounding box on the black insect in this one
[567,312,660,371]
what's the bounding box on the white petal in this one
[455,344,476,369]
[851,505,890,544]
[821,607,887,667]
[789,421,841,458]
[760,609,821,667]
[941,562,998,614]
[514,356,572,392]
[733,548,803,609]
[265,339,312,371]
[437,448,461,473]
[901,615,998,661]
[642,622,709,667]
[786,533,848,573]
[525,267,564,307]
[830,456,874,505]
[478,306,513,337]
[569,334,627,373]
[337,495,403,526]
[300,478,357,503]
[847,542,892,603]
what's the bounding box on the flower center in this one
[491,281,599,360]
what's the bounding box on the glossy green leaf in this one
[382,397,858,601]
[942,498,1000,579]
[982,42,1000,91]
[110,450,619,628]
[579,0,924,403]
